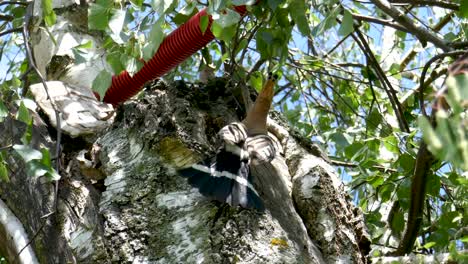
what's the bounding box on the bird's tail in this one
[178,147,265,211]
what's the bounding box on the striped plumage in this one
[179,122,276,210]
[179,73,278,210]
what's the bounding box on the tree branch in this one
[394,142,434,255]
[352,30,410,132]
[22,1,62,213]
[0,144,13,151]
[399,11,454,71]
[418,50,466,116]
[395,51,467,255]
[0,14,14,21]
[330,158,397,173]
[0,27,22,37]
[389,0,459,10]
[370,0,451,52]
[450,41,468,49]
[352,13,408,32]
[0,1,28,7]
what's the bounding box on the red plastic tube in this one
[103,6,248,105]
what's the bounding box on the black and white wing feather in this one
[179,122,265,211]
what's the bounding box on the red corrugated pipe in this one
[103,6,248,105]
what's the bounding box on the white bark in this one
[0,199,39,264]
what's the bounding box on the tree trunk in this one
[0,1,370,263]
[1,78,370,263]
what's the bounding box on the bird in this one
[179,73,279,211]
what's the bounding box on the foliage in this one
[0,0,467,259]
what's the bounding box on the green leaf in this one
[200,15,210,34]
[366,108,382,132]
[213,9,241,28]
[256,29,274,59]
[418,115,442,151]
[108,9,127,43]
[0,101,7,122]
[40,148,52,168]
[88,2,110,30]
[446,74,468,114]
[106,52,126,74]
[46,168,61,181]
[423,241,437,249]
[207,0,227,14]
[380,183,394,203]
[72,48,90,64]
[266,0,282,10]
[0,154,8,182]
[72,41,94,64]
[396,178,411,209]
[125,57,143,76]
[212,22,236,42]
[92,70,112,101]
[311,6,338,37]
[16,101,31,124]
[426,173,441,197]
[249,71,263,92]
[390,210,405,234]
[289,0,310,36]
[130,0,143,9]
[329,132,351,148]
[13,145,42,163]
[369,176,384,188]
[75,40,93,49]
[152,0,174,15]
[27,160,49,178]
[235,38,248,56]
[338,10,354,36]
[143,19,165,61]
[21,119,33,145]
[179,2,196,15]
[27,160,60,181]
[459,0,468,18]
[383,135,399,154]
[42,0,56,26]
[397,153,415,173]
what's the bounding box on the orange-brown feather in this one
[243,75,276,135]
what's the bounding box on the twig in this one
[370,0,451,52]
[399,11,454,71]
[330,158,397,173]
[335,62,366,68]
[352,13,408,32]
[450,41,468,49]
[14,1,63,258]
[0,27,21,37]
[245,58,265,81]
[389,0,459,10]
[238,21,262,66]
[13,217,47,262]
[395,52,467,255]
[418,50,466,117]
[394,142,434,255]
[323,33,351,59]
[0,14,14,21]
[0,1,28,7]
[352,30,410,132]
[0,144,13,151]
